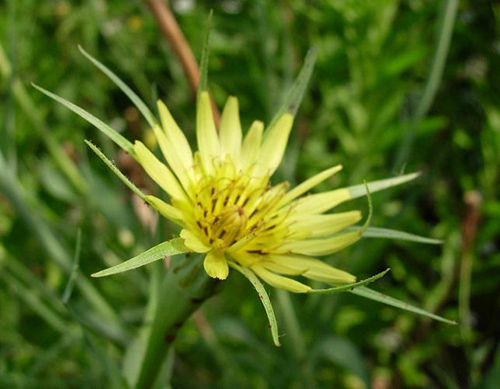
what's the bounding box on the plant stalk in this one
[133,254,220,389]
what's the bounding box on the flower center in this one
[183,156,290,253]
[211,205,248,249]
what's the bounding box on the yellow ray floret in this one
[135,91,366,290]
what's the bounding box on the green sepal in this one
[348,172,420,200]
[85,140,146,201]
[350,286,457,325]
[308,269,390,295]
[92,238,189,278]
[197,10,213,97]
[78,45,157,128]
[229,262,281,347]
[267,47,318,131]
[350,226,443,244]
[32,83,134,155]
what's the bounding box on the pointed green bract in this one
[85,140,146,200]
[308,269,390,295]
[266,47,318,131]
[229,262,281,347]
[348,172,420,199]
[78,45,157,128]
[350,226,443,244]
[360,181,373,233]
[92,238,189,278]
[350,286,457,325]
[32,84,134,155]
[197,10,213,97]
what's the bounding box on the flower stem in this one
[132,254,220,389]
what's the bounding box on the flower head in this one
[34,45,455,347]
[134,91,366,292]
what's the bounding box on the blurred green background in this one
[1,0,499,388]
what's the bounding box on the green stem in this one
[133,254,220,389]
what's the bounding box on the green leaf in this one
[267,47,318,130]
[197,10,213,97]
[308,269,389,295]
[78,45,157,128]
[32,83,134,154]
[350,286,457,325]
[348,172,420,199]
[229,262,281,347]
[92,238,189,278]
[349,226,443,244]
[85,140,146,200]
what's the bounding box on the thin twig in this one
[144,0,220,125]
[459,190,482,385]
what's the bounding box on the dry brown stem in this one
[144,0,220,125]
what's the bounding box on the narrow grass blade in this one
[309,269,390,295]
[275,290,305,358]
[350,286,457,325]
[0,152,126,337]
[349,226,443,244]
[62,229,82,305]
[394,0,459,170]
[348,172,420,199]
[229,262,281,347]
[78,45,157,128]
[32,84,134,154]
[267,47,318,130]
[0,41,87,196]
[2,272,68,334]
[85,140,146,200]
[92,238,189,278]
[197,10,213,96]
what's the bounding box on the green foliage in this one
[1,0,499,388]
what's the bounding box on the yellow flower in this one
[34,45,455,339]
[134,91,367,293]
[33,46,418,295]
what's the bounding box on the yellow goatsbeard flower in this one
[138,91,362,293]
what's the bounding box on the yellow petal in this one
[278,165,343,208]
[261,261,307,276]
[239,120,264,170]
[259,113,294,174]
[133,141,188,201]
[180,229,210,253]
[219,96,242,161]
[197,91,220,174]
[280,230,361,256]
[272,254,356,284]
[252,264,311,293]
[151,125,192,191]
[157,100,194,169]
[203,251,229,280]
[290,211,362,237]
[292,188,351,215]
[144,195,182,221]
[227,248,257,267]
